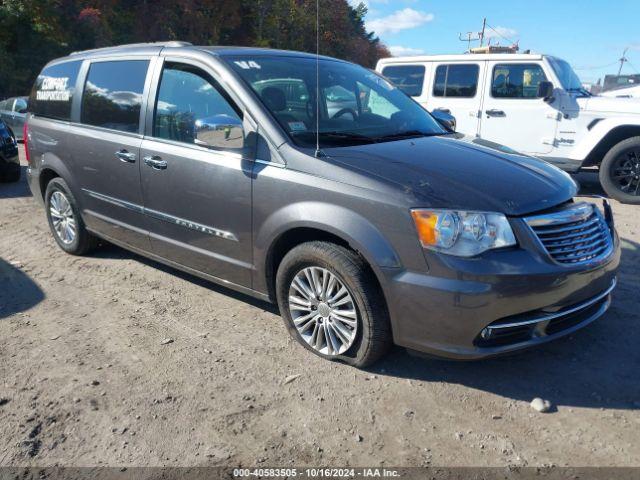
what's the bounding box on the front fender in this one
[253,201,403,294]
[570,117,640,161]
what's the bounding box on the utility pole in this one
[458,31,478,52]
[458,18,487,52]
[618,47,629,76]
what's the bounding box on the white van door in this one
[423,61,486,136]
[479,61,558,155]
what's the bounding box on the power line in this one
[574,61,619,71]
[626,59,639,74]
[485,22,516,44]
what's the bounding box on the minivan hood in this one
[323,134,577,216]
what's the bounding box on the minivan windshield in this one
[226,55,446,148]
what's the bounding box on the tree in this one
[0,0,389,97]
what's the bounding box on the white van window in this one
[433,64,479,98]
[381,65,425,97]
[491,64,547,99]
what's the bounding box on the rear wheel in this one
[276,241,392,367]
[45,177,99,255]
[600,136,640,204]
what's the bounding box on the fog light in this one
[480,327,492,339]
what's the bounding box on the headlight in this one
[411,209,516,257]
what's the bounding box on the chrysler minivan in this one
[25,42,619,366]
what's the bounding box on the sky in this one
[350,0,640,84]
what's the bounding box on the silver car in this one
[0,96,28,141]
[24,43,619,366]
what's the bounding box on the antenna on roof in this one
[314,0,321,158]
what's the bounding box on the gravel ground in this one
[1,150,639,467]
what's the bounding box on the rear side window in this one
[29,61,82,121]
[492,63,547,98]
[81,60,149,133]
[433,64,479,98]
[381,65,425,96]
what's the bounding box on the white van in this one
[377,53,640,204]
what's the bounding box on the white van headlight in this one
[411,209,516,257]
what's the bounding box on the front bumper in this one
[381,211,620,359]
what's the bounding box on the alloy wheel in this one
[612,149,640,196]
[49,190,77,244]
[288,266,358,356]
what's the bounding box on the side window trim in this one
[144,56,254,158]
[381,64,426,97]
[146,55,247,139]
[489,62,548,100]
[432,63,480,98]
[72,55,156,135]
[30,60,83,122]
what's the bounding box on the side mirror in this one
[194,114,244,150]
[431,109,456,132]
[537,81,554,101]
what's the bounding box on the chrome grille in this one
[525,202,613,265]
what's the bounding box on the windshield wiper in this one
[376,130,450,141]
[291,130,374,141]
[319,131,374,141]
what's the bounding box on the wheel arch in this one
[39,167,60,199]
[582,124,640,167]
[37,151,78,198]
[256,202,402,303]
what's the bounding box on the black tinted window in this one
[154,63,241,146]
[433,64,479,97]
[382,65,425,96]
[29,61,82,120]
[492,64,547,98]
[81,60,149,132]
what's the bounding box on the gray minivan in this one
[25,42,619,366]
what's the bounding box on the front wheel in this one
[276,241,392,367]
[599,136,640,204]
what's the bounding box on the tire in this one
[599,136,640,204]
[0,163,20,183]
[44,177,99,255]
[276,241,392,367]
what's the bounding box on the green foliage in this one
[0,0,389,97]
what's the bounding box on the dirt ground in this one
[1,148,639,468]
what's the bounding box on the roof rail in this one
[70,41,192,56]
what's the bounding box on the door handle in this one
[485,109,506,118]
[143,155,168,170]
[434,108,451,114]
[115,149,136,163]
